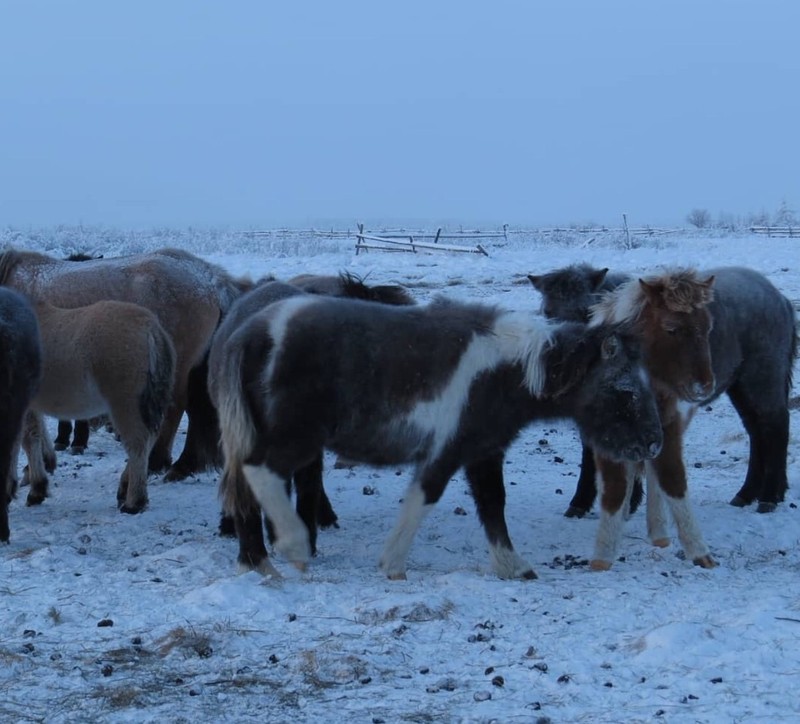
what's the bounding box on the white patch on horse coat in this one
[644,461,670,544]
[264,296,318,385]
[405,311,552,462]
[379,482,432,578]
[489,544,536,580]
[592,462,636,564]
[588,278,644,328]
[242,464,311,564]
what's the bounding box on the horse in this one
[0,247,249,481]
[53,252,106,455]
[210,294,663,580]
[532,264,798,518]
[0,289,42,542]
[210,273,416,574]
[528,265,647,517]
[580,269,722,570]
[22,299,176,514]
[290,271,416,306]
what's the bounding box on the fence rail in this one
[355,224,490,256]
[750,226,800,237]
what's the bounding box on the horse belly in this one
[33,377,108,420]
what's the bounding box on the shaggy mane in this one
[589,268,714,327]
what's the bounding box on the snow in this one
[1,228,799,723]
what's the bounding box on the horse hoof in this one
[53,442,68,452]
[652,537,670,548]
[119,502,147,514]
[69,446,86,456]
[387,571,408,581]
[589,559,612,571]
[521,569,538,580]
[756,501,777,514]
[693,555,718,569]
[26,493,46,506]
[729,495,751,508]
[162,466,190,483]
[564,506,588,519]
[291,560,308,573]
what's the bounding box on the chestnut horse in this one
[211,294,663,580]
[531,264,798,517]
[0,248,249,481]
[586,269,717,570]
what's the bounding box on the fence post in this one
[622,213,631,248]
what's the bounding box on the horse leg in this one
[70,419,90,454]
[22,411,51,506]
[110,408,153,513]
[293,453,327,556]
[54,420,73,451]
[379,459,459,580]
[727,384,789,512]
[148,402,182,474]
[646,417,715,568]
[41,423,57,474]
[234,508,281,578]
[242,462,311,570]
[166,357,222,482]
[465,453,536,579]
[590,456,634,570]
[564,444,597,518]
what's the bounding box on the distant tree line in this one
[686,199,796,230]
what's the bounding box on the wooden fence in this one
[750,226,800,237]
[354,223,492,256]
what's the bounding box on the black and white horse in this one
[210,274,416,572]
[210,294,663,580]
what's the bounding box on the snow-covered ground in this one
[1,228,798,723]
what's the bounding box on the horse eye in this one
[664,326,678,335]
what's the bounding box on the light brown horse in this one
[587,269,717,570]
[22,300,176,513]
[0,248,249,480]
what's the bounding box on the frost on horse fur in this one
[212,294,663,580]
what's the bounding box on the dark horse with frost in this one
[210,294,663,580]
[530,264,798,518]
[0,288,42,543]
[210,273,416,569]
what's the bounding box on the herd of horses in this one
[0,247,796,581]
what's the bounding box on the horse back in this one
[705,267,797,399]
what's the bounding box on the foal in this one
[586,270,718,569]
[24,300,176,513]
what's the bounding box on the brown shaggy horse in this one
[22,300,176,514]
[587,269,717,570]
[0,248,249,480]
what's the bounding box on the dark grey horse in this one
[0,288,42,542]
[211,294,663,580]
[531,264,798,514]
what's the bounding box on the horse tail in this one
[213,324,270,480]
[139,321,177,435]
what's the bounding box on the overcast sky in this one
[1,1,798,229]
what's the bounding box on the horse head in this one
[591,269,716,403]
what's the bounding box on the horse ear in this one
[527,274,543,291]
[702,275,716,289]
[638,278,663,303]
[601,333,620,360]
[590,268,609,291]
[545,334,593,398]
